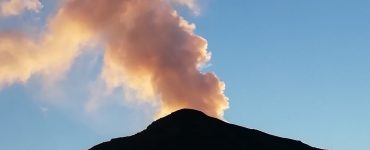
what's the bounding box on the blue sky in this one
[1,0,370,150]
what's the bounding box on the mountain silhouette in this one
[90,109,324,150]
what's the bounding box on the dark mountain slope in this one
[90,109,324,150]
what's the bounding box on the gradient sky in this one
[1,0,370,150]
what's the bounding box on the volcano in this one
[89,109,323,150]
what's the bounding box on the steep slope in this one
[90,109,323,150]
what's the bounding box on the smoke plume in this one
[0,0,228,118]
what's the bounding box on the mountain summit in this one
[90,109,323,150]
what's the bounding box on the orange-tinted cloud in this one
[0,0,228,119]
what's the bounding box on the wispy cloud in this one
[0,0,43,16]
[167,0,201,15]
